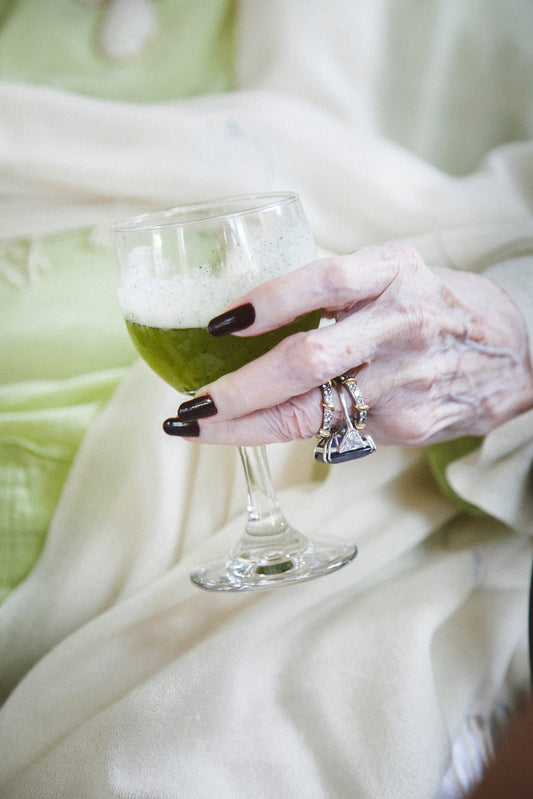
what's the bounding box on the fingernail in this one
[178,394,217,421]
[163,418,200,437]
[207,302,255,337]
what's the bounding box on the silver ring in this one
[316,380,336,438]
[337,374,368,430]
[314,427,376,464]
[313,375,375,464]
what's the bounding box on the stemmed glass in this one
[113,193,357,591]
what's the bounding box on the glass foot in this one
[190,531,357,592]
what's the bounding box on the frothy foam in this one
[118,239,315,329]
[119,271,242,328]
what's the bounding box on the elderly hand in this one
[165,244,533,448]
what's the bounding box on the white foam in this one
[119,268,242,328]
[118,239,315,329]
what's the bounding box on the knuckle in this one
[319,255,353,292]
[389,242,422,265]
[212,373,250,419]
[370,243,425,292]
[280,329,332,386]
[263,396,319,442]
[390,243,426,281]
[380,246,435,342]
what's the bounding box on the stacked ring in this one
[337,375,369,430]
[313,374,375,465]
[317,380,336,438]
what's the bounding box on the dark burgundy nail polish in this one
[207,302,255,337]
[163,418,200,437]
[178,394,217,421]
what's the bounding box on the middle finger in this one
[190,305,407,422]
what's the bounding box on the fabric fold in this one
[1,2,533,797]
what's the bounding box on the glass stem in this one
[238,446,288,538]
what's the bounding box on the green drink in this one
[114,194,359,592]
[125,310,321,395]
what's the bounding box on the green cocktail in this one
[113,193,357,592]
[125,311,320,395]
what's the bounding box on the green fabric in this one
[0,0,237,600]
[425,436,488,517]
[1,232,137,383]
[0,370,127,602]
[0,231,138,600]
[0,0,236,102]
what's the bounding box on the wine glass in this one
[113,193,357,591]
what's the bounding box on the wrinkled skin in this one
[178,244,533,447]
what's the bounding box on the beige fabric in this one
[1,2,532,797]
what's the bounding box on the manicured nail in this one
[178,394,217,421]
[207,303,255,337]
[163,418,200,437]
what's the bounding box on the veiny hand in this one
[167,244,533,447]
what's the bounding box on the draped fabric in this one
[0,2,532,797]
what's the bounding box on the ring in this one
[317,380,336,438]
[313,375,375,464]
[337,374,368,429]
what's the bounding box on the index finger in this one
[209,246,401,337]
